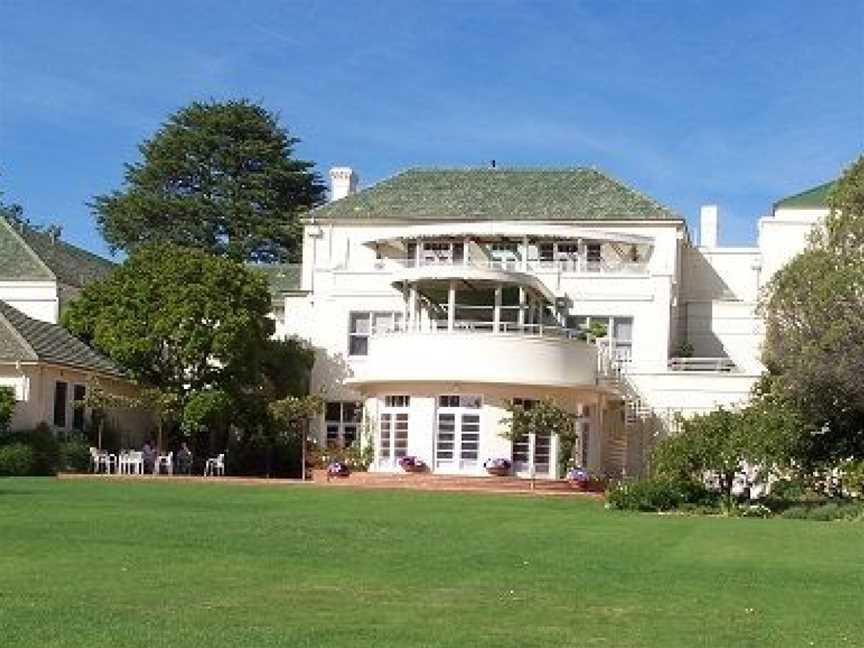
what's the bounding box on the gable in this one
[0,218,54,281]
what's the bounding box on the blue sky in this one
[0,0,862,255]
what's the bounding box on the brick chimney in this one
[329,167,358,202]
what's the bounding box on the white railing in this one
[374,319,586,341]
[668,357,737,373]
[383,256,648,275]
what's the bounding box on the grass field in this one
[0,478,862,647]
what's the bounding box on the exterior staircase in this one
[595,340,655,479]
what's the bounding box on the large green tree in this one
[760,155,864,464]
[92,100,326,262]
[63,243,274,398]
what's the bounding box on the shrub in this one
[28,423,61,476]
[780,501,864,521]
[60,436,92,473]
[606,478,716,512]
[0,385,15,434]
[0,443,34,476]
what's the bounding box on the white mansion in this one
[275,166,831,479]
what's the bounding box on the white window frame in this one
[348,311,404,357]
[435,394,482,473]
[325,401,361,449]
[378,395,410,467]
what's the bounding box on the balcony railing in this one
[668,357,737,373]
[373,318,585,341]
[384,256,648,275]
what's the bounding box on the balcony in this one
[347,323,598,388]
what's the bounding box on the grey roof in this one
[0,217,115,286]
[0,301,125,377]
[310,168,683,222]
[248,263,304,295]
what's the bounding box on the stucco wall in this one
[0,280,59,323]
[0,363,153,445]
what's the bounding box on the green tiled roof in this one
[0,217,115,286]
[248,263,303,295]
[774,181,835,209]
[310,168,682,222]
[0,301,125,377]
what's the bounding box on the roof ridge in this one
[0,216,58,281]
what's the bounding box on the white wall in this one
[0,363,153,444]
[0,280,59,323]
[758,207,826,284]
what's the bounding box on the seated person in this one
[176,442,193,475]
[142,440,157,474]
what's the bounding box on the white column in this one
[447,280,456,332]
[518,287,526,327]
[521,235,529,271]
[550,434,559,479]
[463,237,470,267]
[493,284,502,333]
[415,240,421,267]
[409,287,418,331]
[528,432,536,480]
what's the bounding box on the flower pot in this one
[486,466,511,477]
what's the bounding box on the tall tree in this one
[92,100,326,262]
[760,155,864,464]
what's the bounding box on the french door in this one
[435,395,481,473]
[379,411,409,468]
[512,433,552,477]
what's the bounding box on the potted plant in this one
[398,455,427,473]
[566,466,591,491]
[483,457,512,477]
[326,461,351,478]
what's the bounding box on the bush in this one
[0,385,15,434]
[780,501,864,521]
[0,443,34,476]
[60,436,92,473]
[28,423,61,476]
[606,478,717,512]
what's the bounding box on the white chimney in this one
[700,205,719,248]
[329,167,358,201]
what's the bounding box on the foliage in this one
[760,156,864,466]
[316,442,373,472]
[91,99,326,263]
[269,394,325,435]
[780,501,864,522]
[259,337,315,400]
[606,477,717,512]
[502,398,578,476]
[0,443,34,476]
[652,392,798,501]
[179,389,232,436]
[0,385,15,435]
[64,243,274,396]
[59,436,92,473]
[28,423,61,476]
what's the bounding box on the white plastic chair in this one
[155,452,173,475]
[128,451,144,475]
[204,453,225,477]
[89,447,101,473]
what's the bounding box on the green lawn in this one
[0,479,862,647]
